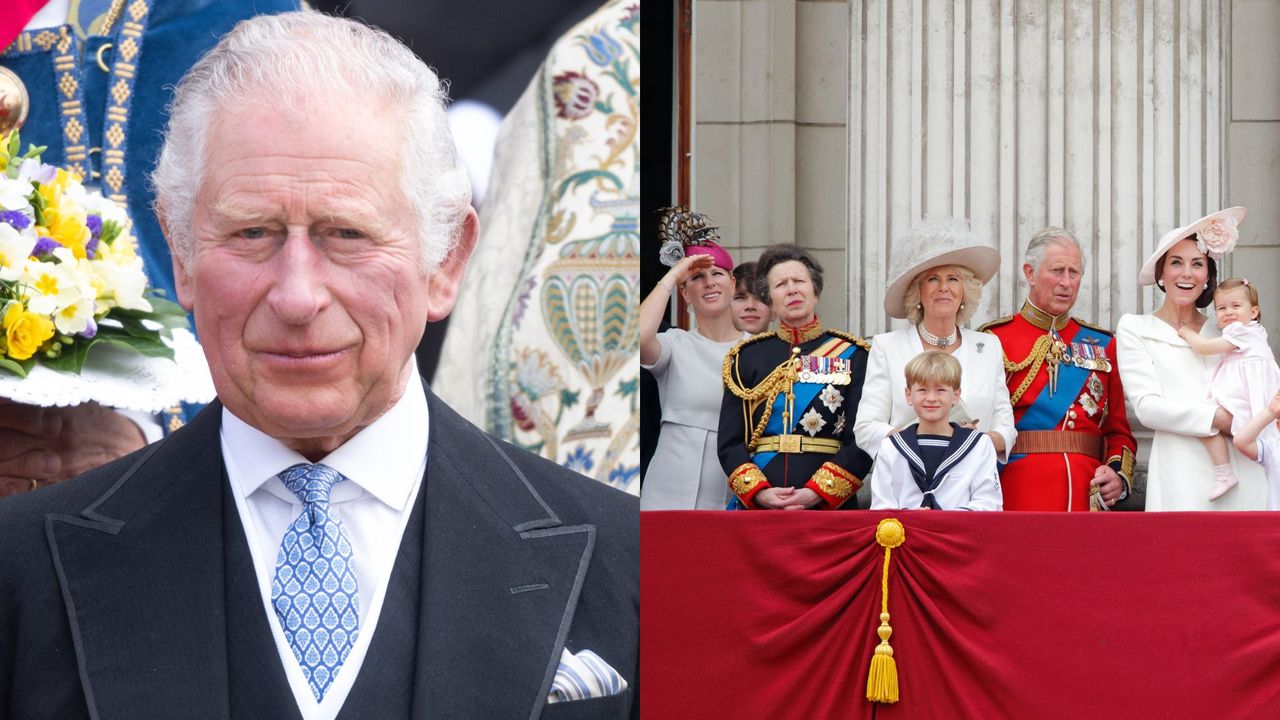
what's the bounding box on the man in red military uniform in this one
[980,227,1137,511]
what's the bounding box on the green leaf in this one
[0,356,28,378]
[6,132,17,159]
[22,144,47,160]
[101,219,122,246]
[40,330,174,374]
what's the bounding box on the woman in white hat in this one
[854,218,1017,483]
[1115,207,1267,510]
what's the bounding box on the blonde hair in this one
[1215,278,1262,321]
[904,350,962,390]
[903,265,984,326]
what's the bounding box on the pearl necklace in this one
[918,324,958,348]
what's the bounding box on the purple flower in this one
[31,236,59,258]
[81,318,97,339]
[87,214,102,238]
[0,210,30,230]
[17,159,57,185]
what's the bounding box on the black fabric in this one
[0,385,638,720]
[225,479,304,720]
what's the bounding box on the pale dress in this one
[1116,314,1267,510]
[1206,321,1280,436]
[641,329,743,510]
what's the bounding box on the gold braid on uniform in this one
[722,336,799,451]
[811,462,859,501]
[729,463,768,498]
[1003,335,1054,406]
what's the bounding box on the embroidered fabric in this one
[0,328,214,411]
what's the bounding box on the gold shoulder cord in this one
[1003,335,1054,405]
[722,349,798,451]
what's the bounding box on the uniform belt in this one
[754,435,842,454]
[1012,430,1103,459]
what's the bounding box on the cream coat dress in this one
[854,328,1017,487]
[1115,313,1267,510]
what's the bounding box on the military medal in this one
[0,67,29,136]
[1078,392,1098,417]
[1088,374,1104,401]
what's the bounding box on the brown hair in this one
[733,261,762,297]
[1153,236,1217,309]
[754,244,824,301]
[904,350,962,390]
[1215,278,1262,321]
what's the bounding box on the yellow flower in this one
[37,170,91,259]
[3,303,55,360]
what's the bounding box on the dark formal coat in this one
[0,384,638,719]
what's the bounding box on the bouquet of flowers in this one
[0,130,212,411]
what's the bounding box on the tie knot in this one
[278,463,345,505]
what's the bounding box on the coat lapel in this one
[413,389,593,720]
[45,403,231,719]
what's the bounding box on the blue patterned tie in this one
[271,463,360,701]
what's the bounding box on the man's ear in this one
[426,206,480,322]
[156,206,196,312]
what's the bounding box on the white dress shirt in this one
[221,365,428,720]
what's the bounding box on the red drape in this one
[642,511,1280,719]
[0,1,46,49]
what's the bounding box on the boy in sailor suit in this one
[871,351,1003,511]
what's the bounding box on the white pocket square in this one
[546,648,628,703]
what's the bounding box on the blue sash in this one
[1007,326,1110,465]
[751,343,857,470]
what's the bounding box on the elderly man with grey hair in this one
[979,226,1138,511]
[0,12,637,720]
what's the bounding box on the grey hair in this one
[1024,226,1084,277]
[152,11,471,272]
[903,264,984,326]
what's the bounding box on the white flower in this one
[799,407,827,437]
[23,251,91,317]
[52,294,95,335]
[0,223,36,282]
[0,175,34,212]
[658,239,685,268]
[1195,216,1238,259]
[90,257,151,312]
[16,158,56,185]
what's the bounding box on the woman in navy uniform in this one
[718,245,873,509]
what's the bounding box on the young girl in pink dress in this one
[1179,278,1280,501]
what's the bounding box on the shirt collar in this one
[221,362,429,511]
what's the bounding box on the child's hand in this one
[1269,389,1280,417]
[1177,325,1192,340]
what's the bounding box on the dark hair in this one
[1154,235,1217,309]
[732,261,761,296]
[753,244,824,302]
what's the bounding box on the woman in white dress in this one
[1115,207,1267,510]
[854,218,1017,485]
[640,211,745,509]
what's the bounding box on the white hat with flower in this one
[1138,207,1246,286]
[883,216,1000,319]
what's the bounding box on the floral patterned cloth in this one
[435,0,640,495]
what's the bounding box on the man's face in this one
[170,96,475,458]
[1024,242,1083,317]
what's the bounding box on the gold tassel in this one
[867,518,905,704]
